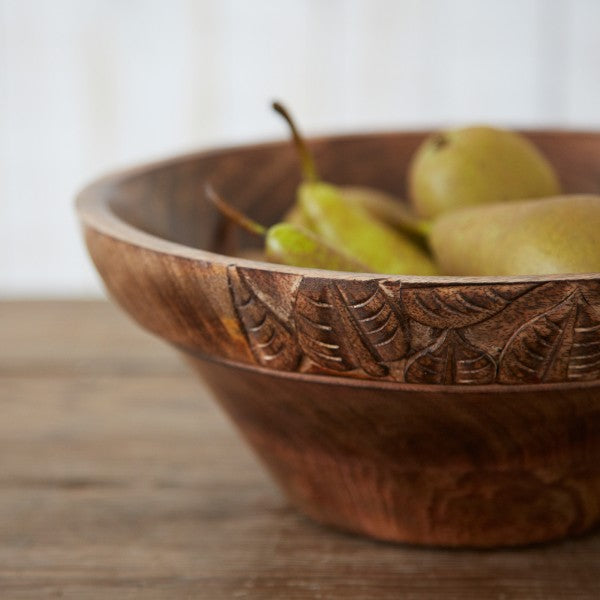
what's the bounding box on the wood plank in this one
[0,301,599,598]
[0,300,186,376]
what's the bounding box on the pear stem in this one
[272,101,319,183]
[204,184,267,237]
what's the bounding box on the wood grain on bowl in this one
[77,130,600,547]
[194,359,600,548]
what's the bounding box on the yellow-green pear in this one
[205,184,370,273]
[285,185,431,243]
[409,126,561,218]
[339,186,431,240]
[265,222,371,272]
[300,182,438,275]
[430,195,600,276]
[272,101,437,275]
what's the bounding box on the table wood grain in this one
[1,301,599,599]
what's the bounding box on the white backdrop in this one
[2,0,600,297]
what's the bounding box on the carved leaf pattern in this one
[295,282,354,373]
[335,281,409,363]
[568,301,600,381]
[227,266,300,371]
[498,288,600,383]
[295,280,401,377]
[404,330,496,385]
[402,284,536,329]
[225,268,600,386]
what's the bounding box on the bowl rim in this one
[76,129,600,285]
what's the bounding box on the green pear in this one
[205,184,370,273]
[299,182,438,275]
[284,185,431,243]
[409,126,561,218]
[339,186,431,240]
[265,223,371,272]
[430,194,600,276]
[272,101,438,275]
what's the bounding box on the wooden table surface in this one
[1,300,599,599]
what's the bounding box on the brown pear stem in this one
[204,184,267,237]
[272,101,318,183]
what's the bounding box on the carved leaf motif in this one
[402,284,536,329]
[227,266,300,371]
[295,283,353,373]
[404,330,497,385]
[336,281,409,363]
[226,267,301,324]
[295,280,393,377]
[568,301,600,381]
[498,288,600,383]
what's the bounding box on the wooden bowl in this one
[76,131,600,547]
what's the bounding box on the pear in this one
[299,181,438,275]
[285,185,431,244]
[265,222,370,272]
[409,126,561,218]
[273,101,429,238]
[430,194,600,276]
[273,101,437,275]
[205,184,370,273]
[339,185,432,240]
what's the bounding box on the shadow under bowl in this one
[76,130,600,547]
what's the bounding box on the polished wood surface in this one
[2,301,600,598]
[77,130,600,546]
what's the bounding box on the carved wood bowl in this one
[77,130,600,547]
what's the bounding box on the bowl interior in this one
[104,130,600,257]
